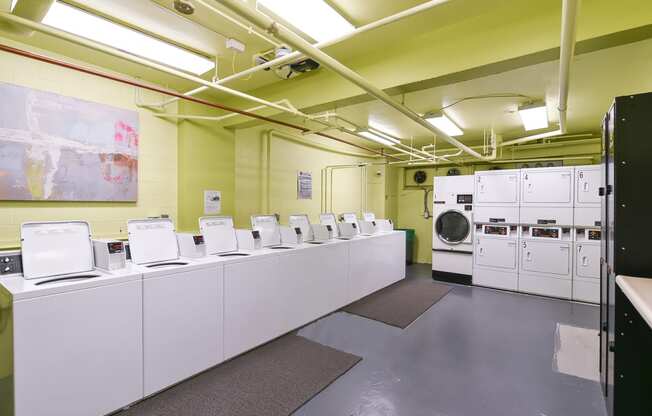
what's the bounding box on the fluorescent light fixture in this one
[10,0,18,12]
[368,127,401,144]
[518,103,549,131]
[359,130,396,147]
[425,114,464,137]
[42,1,214,75]
[258,0,354,42]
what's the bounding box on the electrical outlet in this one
[0,251,22,276]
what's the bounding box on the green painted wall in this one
[232,125,386,229]
[0,36,178,248]
[176,101,236,233]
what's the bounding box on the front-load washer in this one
[473,224,519,290]
[573,227,601,303]
[518,225,572,299]
[1,221,143,416]
[473,169,520,224]
[128,218,223,396]
[574,165,601,227]
[520,167,574,226]
[432,175,474,284]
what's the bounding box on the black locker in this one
[600,92,652,416]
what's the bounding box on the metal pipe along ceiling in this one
[558,0,580,134]
[0,43,399,160]
[215,0,497,162]
[161,0,454,107]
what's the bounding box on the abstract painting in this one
[0,82,139,201]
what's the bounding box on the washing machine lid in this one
[435,210,470,244]
[319,213,339,237]
[20,221,94,279]
[251,214,281,247]
[200,216,237,254]
[127,218,179,264]
[289,214,313,241]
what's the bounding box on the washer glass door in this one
[436,211,470,244]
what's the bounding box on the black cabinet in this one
[600,92,652,415]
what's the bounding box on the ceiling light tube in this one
[42,1,214,75]
[359,130,396,146]
[257,0,354,42]
[425,113,464,136]
[518,103,549,131]
[367,127,401,144]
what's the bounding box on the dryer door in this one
[575,243,600,279]
[435,210,470,244]
[474,236,517,269]
[521,240,571,276]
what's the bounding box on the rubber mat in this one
[343,278,451,328]
[119,334,361,416]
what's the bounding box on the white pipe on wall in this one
[0,11,306,117]
[558,0,580,133]
[217,0,497,162]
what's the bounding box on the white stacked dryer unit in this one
[518,167,574,299]
[472,169,520,290]
[573,164,601,303]
[432,175,474,284]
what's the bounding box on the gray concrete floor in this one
[295,263,607,416]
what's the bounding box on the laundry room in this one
[0,1,651,416]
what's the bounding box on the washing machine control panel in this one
[478,224,517,236]
[576,228,602,242]
[523,226,571,240]
[457,194,473,204]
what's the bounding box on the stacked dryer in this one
[472,169,520,290]
[572,165,601,303]
[518,167,574,299]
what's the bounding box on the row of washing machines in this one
[0,211,395,416]
[432,165,601,303]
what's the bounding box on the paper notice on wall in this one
[204,190,221,214]
[297,171,312,200]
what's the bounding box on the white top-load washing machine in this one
[290,214,333,243]
[432,175,474,284]
[518,225,573,299]
[200,215,258,257]
[0,221,143,416]
[127,218,223,396]
[251,214,296,249]
[573,227,601,303]
[472,169,520,289]
[319,213,340,238]
[341,212,361,235]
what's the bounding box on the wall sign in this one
[204,190,221,214]
[297,171,312,200]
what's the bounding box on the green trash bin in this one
[396,228,415,265]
